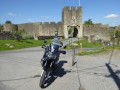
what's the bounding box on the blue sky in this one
[0,0,120,26]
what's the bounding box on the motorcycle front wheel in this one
[39,70,47,88]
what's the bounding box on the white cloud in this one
[42,16,50,19]
[104,14,119,18]
[28,19,33,22]
[108,21,118,26]
[7,13,16,16]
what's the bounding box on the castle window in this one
[72,19,75,23]
[72,16,76,23]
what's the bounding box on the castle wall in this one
[3,24,18,32]
[56,22,63,36]
[18,23,34,35]
[4,21,63,39]
[49,22,56,36]
[116,25,120,30]
[83,24,115,41]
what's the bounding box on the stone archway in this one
[73,27,78,37]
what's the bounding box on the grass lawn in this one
[77,45,120,56]
[0,39,52,51]
[66,39,103,49]
[65,39,120,56]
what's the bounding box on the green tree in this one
[12,29,26,41]
[115,30,120,45]
[115,30,120,38]
[110,30,120,45]
[68,27,74,34]
[0,24,4,31]
[5,20,12,24]
[84,19,94,25]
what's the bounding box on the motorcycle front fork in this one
[41,70,51,79]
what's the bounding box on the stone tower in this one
[62,6,83,38]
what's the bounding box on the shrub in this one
[5,20,12,24]
[0,25,4,31]
[12,29,26,41]
[68,28,74,34]
[22,35,34,40]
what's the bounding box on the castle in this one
[3,6,116,41]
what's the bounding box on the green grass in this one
[0,39,52,51]
[77,44,120,56]
[66,39,103,49]
[65,39,120,56]
[60,38,69,41]
[77,48,107,56]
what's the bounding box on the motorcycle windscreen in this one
[49,43,59,53]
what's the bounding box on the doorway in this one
[73,27,78,37]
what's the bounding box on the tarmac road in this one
[0,39,120,90]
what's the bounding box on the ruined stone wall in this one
[116,25,120,30]
[0,31,13,40]
[3,24,18,32]
[18,23,34,35]
[3,22,63,38]
[56,22,63,36]
[49,22,56,36]
[83,24,115,41]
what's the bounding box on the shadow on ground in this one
[106,63,120,90]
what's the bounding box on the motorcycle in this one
[39,32,66,88]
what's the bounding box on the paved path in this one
[0,39,120,90]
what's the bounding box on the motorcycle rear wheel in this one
[39,71,47,88]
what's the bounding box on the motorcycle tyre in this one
[39,71,47,88]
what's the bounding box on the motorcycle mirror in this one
[42,45,46,48]
[61,51,66,54]
[44,40,47,43]
[63,46,66,49]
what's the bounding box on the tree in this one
[12,29,26,41]
[115,30,120,38]
[84,19,94,25]
[0,24,4,31]
[68,27,74,34]
[110,30,120,45]
[5,20,12,24]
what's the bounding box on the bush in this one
[5,20,12,24]
[12,29,26,41]
[22,35,34,40]
[0,25,4,31]
[68,28,73,34]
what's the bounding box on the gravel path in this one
[0,39,120,90]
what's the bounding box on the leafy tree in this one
[110,26,117,30]
[12,29,26,41]
[5,20,12,24]
[84,19,94,25]
[68,27,74,34]
[0,24,4,31]
[110,30,120,45]
[115,30,120,38]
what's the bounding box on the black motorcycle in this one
[39,34,66,88]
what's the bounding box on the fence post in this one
[80,43,82,54]
[72,48,75,66]
[88,36,91,43]
[102,41,105,49]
